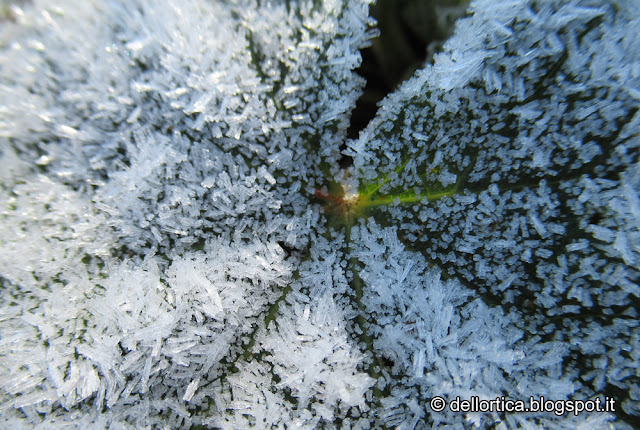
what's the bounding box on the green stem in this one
[361,188,457,209]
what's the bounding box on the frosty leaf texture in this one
[347,0,640,422]
[350,219,618,429]
[214,292,373,428]
[1,0,376,427]
[1,0,639,428]
[1,0,375,253]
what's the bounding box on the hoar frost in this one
[1,0,639,429]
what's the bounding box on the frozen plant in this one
[0,0,639,428]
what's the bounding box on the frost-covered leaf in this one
[1,0,639,428]
[1,0,374,426]
[346,0,640,424]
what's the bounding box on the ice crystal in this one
[1,0,638,428]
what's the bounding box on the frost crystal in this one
[1,0,639,428]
